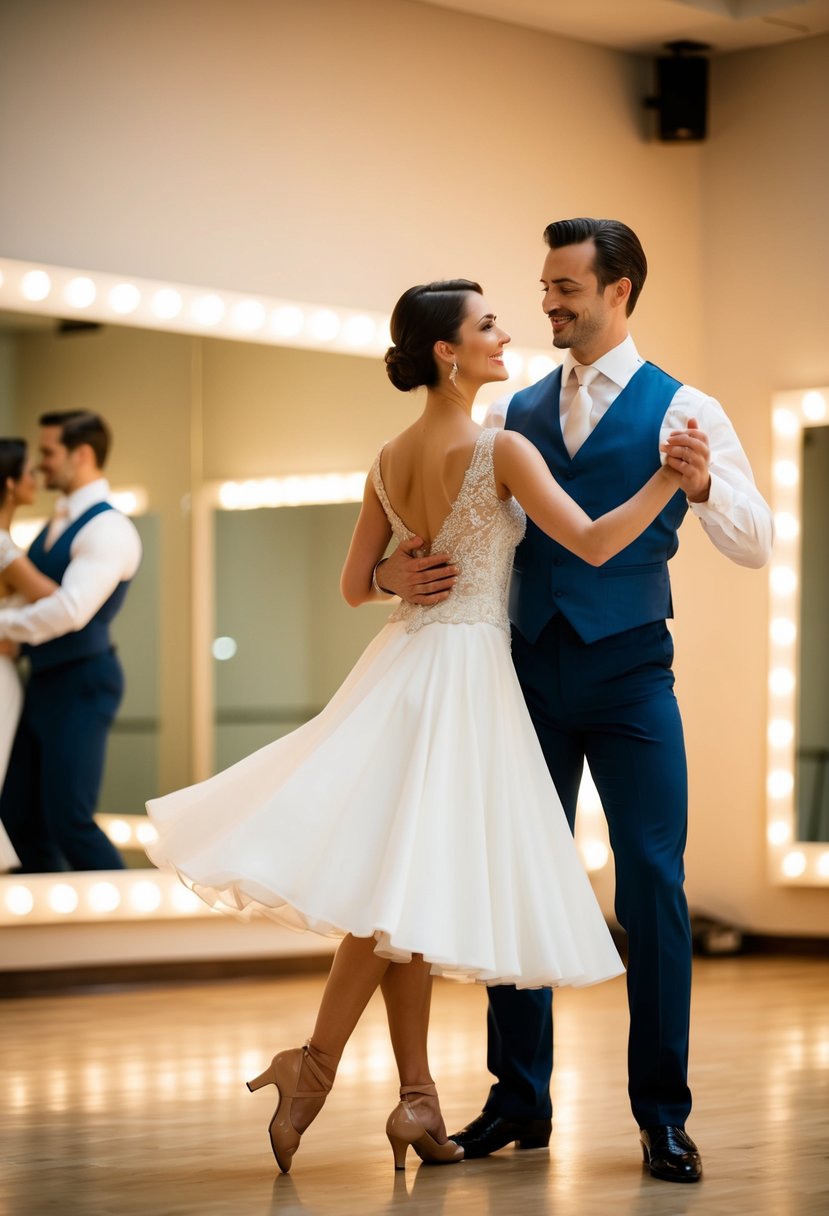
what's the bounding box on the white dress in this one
[0,530,23,870]
[147,430,624,988]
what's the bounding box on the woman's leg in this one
[381,956,447,1142]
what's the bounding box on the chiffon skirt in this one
[147,620,623,989]
[0,656,22,871]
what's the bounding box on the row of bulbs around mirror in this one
[0,261,558,384]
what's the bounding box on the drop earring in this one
[449,360,459,386]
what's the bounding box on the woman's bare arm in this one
[340,477,394,607]
[493,430,682,567]
[1,556,59,602]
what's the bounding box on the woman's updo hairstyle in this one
[384,279,482,392]
[0,439,26,508]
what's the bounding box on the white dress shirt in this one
[485,334,773,568]
[0,479,142,646]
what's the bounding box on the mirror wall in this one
[767,387,829,885]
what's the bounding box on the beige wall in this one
[2,0,828,933]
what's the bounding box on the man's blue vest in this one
[505,361,688,644]
[25,501,132,672]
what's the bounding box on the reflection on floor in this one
[2,955,828,1215]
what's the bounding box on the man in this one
[374,218,772,1182]
[0,411,142,871]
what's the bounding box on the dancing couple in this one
[147,218,771,1183]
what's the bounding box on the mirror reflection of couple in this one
[150,218,771,1185]
[0,413,142,873]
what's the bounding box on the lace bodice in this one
[371,428,525,635]
[0,529,24,609]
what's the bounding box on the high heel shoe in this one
[386,1084,464,1170]
[246,1042,333,1173]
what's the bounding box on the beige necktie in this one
[44,499,70,551]
[563,364,599,458]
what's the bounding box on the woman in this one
[0,439,58,869]
[147,281,686,1173]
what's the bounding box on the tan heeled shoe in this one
[246,1042,333,1172]
[386,1083,464,1170]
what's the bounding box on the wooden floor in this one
[2,955,828,1215]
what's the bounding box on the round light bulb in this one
[212,636,238,661]
[130,880,163,913]
[781,850,806,878]
[770,618,796,646]
[774,513,799,541]
[773,460,798,488]
[772,407,799,436]
[48,883,79,914]
[770,566,797,596]
[5,885,34,916]
[342,314,375,347]
[767,769,794,799]
[769,667,795,697]
[232,300,266,331]
[767,718,794,747]
[152,288,183,319]
[309,309,340,341]
[801,391,827,422]
[64,276,97,308]
[191,294,225,326]
[88,881,121,913]
[108,283,140,314]
[270,305,304,338]
[21,269,52,301]
[581,840,610,872]
[107,818,133,845]
[767,821,790,846]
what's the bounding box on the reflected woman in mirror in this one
[147,281,693,1174]
[0,439,58,870]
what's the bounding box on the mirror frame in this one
[767,386,829,886]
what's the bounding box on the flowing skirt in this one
[0,656,22,871]
[147,621,623,989]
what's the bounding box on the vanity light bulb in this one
[171,884,201,913]
[767,770,794,799]
[191,294,225,326]
[88,882,121,913]
[270,305,304,338]
[65,276,97,308]
[767,821,790,846]
[107,818,133,845]
[817,852,829,879]
[770,567,797,596]
[130,880,163,913]
[212,636,238,661]
[309,309,340,341]
[781,850,806,878]
[770,618,796,646]
[769,667,795,697]
[772,408,799,436]
[48,883,79,914]
[108,283,140,314]
[342,314,375,347]
[21,269,51,301]
[768,718,794,747]
[801,391,827,422]
[774,513,799,541]
[152,288,183,319]
[773,460,798,488]
[232,300,266,331]
[135,821,158,845]
[5,885,34,916]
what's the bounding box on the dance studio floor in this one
[2,955,827,1215]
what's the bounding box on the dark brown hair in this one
[39,410,111,468]
[544,218,647,316]
[385,280,483,391]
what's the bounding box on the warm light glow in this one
[767,770,794,799]
[48,883,79,914]
[773,459,798,487]
[217,471,366,510]
[5,885,34,916]
[528,355,557,382]
[767,821,790,846]
[10,518,47,550]
[503,351,524,379]
[309,309,340,341]
[64,276,97,308]
[577,771,602,815]
[171,884,201,913]
[191,293,226,326]
[21,269,51,301]
[802,390,827,422]
[770,566,797,596]
[135,821,158,846]
[152,288,183,319]
[772,407,799,436]
[107,818,133,846]
[88,881,121,913]
[770,617,797,646]
[342,314,375,347]
[232,300,266,332]
[270,304,304,338]
[768,718,794,747]
[129,880,163,913]
[108,283,140,314]
[110,488,148,516]
[774,513,799,541]
[769,667,795,696]
[817,852,829,879]
[781,851,806,878]
[581,840,610,872]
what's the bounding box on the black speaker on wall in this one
[648,41,709,142]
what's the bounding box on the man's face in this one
[38,426,78,493]
[539,239,617,357]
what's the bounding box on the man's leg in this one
[39,654,126,871]
[0,696,62,871]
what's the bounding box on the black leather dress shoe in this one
[640,1125,702,1183]
[449,1111,552,1159]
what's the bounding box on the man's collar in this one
[61,478,110,522]
[561,334,641,388]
